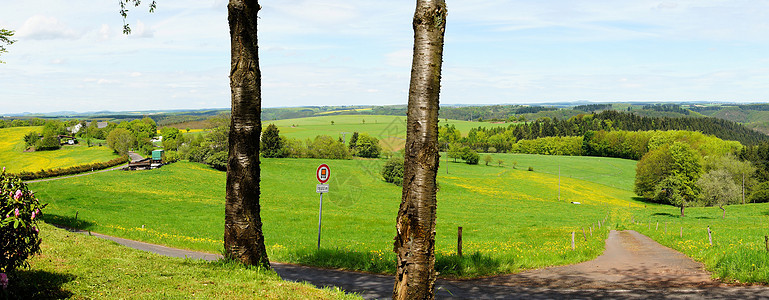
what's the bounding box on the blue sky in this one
[1,0,768,114]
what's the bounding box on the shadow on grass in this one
[40,214,96,231]
[289,248,504,278]
[651,212,677,217]
[5,269,75,299]
[436,252,503,278]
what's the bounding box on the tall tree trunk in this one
[680,205,685,217]
[224,0,270,269]
[720,205,725,219]
[393,1,447,299]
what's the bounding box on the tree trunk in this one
[224,0,270,269]
[680,204,685,217]
[720,205,725,219]
[393,1,447,299]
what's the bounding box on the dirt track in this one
[474,230,718,289]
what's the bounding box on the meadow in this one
[0,126,118,173]
[263,115,509,151]
[13,222,356,299]
[32,153,639,278]
[628,204,769,284]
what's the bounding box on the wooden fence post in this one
[582,227,587,241]
[571,231,575,251]
[590,226,593,236]
[680,227,683,238]
[656,222,659,231]
[457,226,463,257]
[708,226,713,246]
[598,220,601,229]
[665,222,667,234]
[764,235,768,252]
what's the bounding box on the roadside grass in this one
[31,153,637,278]
[628,204,769,284]
[0,127,118,173]
[10,222,357,299]
[264,115,509,151]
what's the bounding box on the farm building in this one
[127,150,164,170]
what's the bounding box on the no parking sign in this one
[315,163,330,249]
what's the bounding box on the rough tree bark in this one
[224,0,270,269]
[393,1,447,299]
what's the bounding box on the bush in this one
[528,166,534,171]
[382,157,405,186]
[1,170,45,276]
[36,135,61,151]
[749,182,769,203]
[14,155,129,180]
[163,151,182,164]
[205,151,228,171]
[462,149,479,165]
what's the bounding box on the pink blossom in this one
[13,208,19,217]
[0,273,7,289]
[31,210,36,220]
[33,226,38,233]
[13,190,22,200]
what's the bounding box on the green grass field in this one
[627,204,769,284]
[31,153,639,278]
[0,127,118,173]
[263,115,509,151]
[13,222,356,299]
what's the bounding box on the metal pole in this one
[317,192,323,250]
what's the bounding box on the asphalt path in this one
[58,226,769,299]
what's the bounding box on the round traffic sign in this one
[316,164,330,183]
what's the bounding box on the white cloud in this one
[130,72,142,77]
[130,20,154,38]
[17,15,80,40]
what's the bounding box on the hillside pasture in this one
[264,115,509,151]
[0,126,118,173]
[32,153,640,278]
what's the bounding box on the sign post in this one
[315,164,330,250]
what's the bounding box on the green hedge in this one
[14,155,129,181]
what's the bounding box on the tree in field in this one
[654,173,690,217]
[0,29,15,64]
[635,146,673,199]
[483,154,492,166]
[393,0,447,298]
[348,132,359,151]
[261,124,283,158]
[222,0,270,269]
[497,159,504,167]
[355,133,381,158]
[106,128,137,155]
[120,0,269,268]
[447,142,462,162]
[698,169,739,219]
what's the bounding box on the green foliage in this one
[0,29,15,64]
[106,128,137,155]
[635,146,673,199]
[381,157,405,186]
[261,124,284,158]
[0,170,45,273]
[307,135,351,159]
[698,169,740,212]
[36,135,61,151]
[353,133,381,158]
[749,182,769,203]
[462,148,479,165]
[447,142,463,162]
[204,151,228,171]
[23,132,38,147]
[348,132,359,150]
[13,155,129,181]
[528,166,534,171]
[515,136,583,156]
[483,154,493,166]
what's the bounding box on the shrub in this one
[1,170,45,277]
[36,135,61,151]
[205,151,228,171]
[749,182,769,203]
[462,149,479,165]
[163,151,182,164]
[14,155,129,180]
[382,157,405,186]
[528,166,534,171]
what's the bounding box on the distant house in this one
[66,124,83,134]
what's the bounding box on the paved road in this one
[61,226,769,299]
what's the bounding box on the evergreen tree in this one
[261,124,283,158]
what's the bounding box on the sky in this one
[1,0,769,114]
